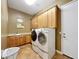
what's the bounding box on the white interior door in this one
[61,1,78,59]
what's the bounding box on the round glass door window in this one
[31,30,37,41]
[38,32,47,45]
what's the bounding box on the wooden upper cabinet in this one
[37,11,48,28]
[42,12,48,28]
[38,15,43,28]
[32,17,38,29]
[47,7,57,28]
[31,6,60,29]
[51,7,57,28]
[47,9,52,28]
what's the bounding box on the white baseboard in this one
[56,50,63,55]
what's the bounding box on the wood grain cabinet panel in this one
[14,36,19,46]
[47,7,57,28]
[38,15,43,28]
[7,35,32,48]
[42,12,48,28]
[7,36,17,47]
[51,7,57,28]
[32,17,38,29]
[31,6,60,29]
[25,35,32,43]
[18,35,26,45]
[47,9,52,28]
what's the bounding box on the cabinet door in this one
[15,36,19,46]
[47,9,52,28]
[51,7,56,28]
[42,12,48,28]
[18,35,26,45]
[7,36,16,47]
[47,7,57,28]
[26,35,31,43]
[38,15,43,28]
[32,17,38,29]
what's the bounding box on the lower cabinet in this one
[25,35,32,43]
[7,36,17,47]
[7,34,32,48]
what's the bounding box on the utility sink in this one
[1,47,20,59]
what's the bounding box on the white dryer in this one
[31,29,41,53]
[31,28,55,59]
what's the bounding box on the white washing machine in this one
[31,28,55,59]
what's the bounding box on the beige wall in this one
[8,8,32,34]
[1,0,8,49]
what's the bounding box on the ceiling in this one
[8,0,55,15]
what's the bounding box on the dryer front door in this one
[38,32,47,45]
[38,31,48,53]
[31,30,37,41]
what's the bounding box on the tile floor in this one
[17,44,42,59]
[16,44,70,59]
[53,52,70,59]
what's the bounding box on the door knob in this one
[63,33,66,38]
[63,33,66,35]
[63,36,66,38]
